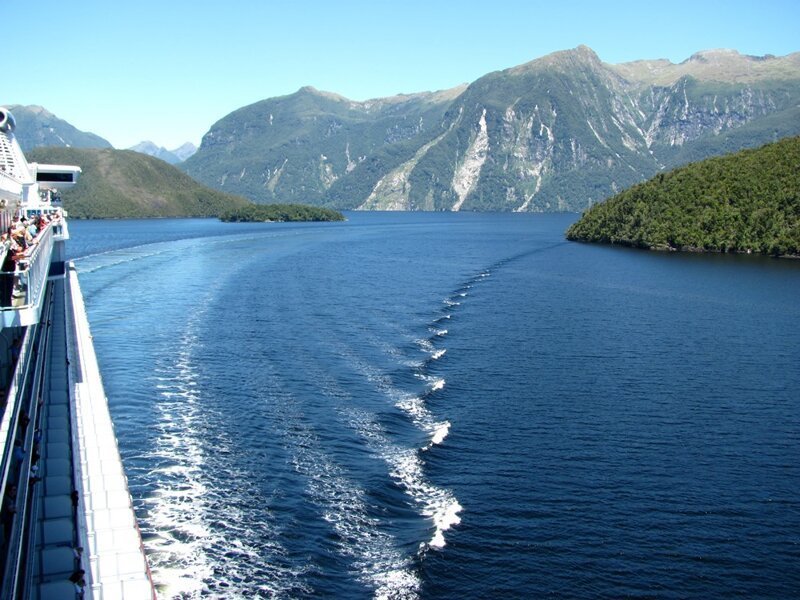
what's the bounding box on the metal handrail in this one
[0,325,36,501]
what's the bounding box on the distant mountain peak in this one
[509,45,603,75]
[129,140,196,164]
[296,86,349,102]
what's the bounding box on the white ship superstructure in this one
[0,107,154,599]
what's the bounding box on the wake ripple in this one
[141,288,304,598]
[257,377,421,600]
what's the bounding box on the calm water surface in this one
[68,212,800,598]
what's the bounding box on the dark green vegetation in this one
[5,105,112,151]
[26,147,250,218]
[180,47,800,212]
[219,204,344,222]
[566,136,800,256]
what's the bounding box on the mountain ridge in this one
[3,104,112,151]
[181,45,800,213]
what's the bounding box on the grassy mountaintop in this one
[26,147,251,218]
[566,136,800,257]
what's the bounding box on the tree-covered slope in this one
[566,136,800,256]
[25,147,251,218]
[219,204,344,222]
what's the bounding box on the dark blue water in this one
[68,213,800,599]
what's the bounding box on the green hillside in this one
[566,136,800,256]
[182,86,463,206]
[25,147,251,218]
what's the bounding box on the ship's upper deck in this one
[0,210,69,328]
[0,106,78,329]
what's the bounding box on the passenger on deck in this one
[0,234,19,307]
[11,222,30,251]
[25,218,37,238]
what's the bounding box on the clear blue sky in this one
[6,0,799,149]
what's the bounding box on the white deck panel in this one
[65,264,154,599]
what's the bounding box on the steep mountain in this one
[388,46,800,212]
[129,141,198,164]
[182,46,800,212]
[181,85,466,205]
[3,104,112,151]
[25,147,250,218]
[566,136,800,256]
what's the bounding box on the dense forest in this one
[566,136,800,257]
[219,204,345,222]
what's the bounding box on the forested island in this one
[219,204,345,222]
[566,136,800,257]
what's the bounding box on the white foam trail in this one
[323,346,462,554]
[76,250,166,274]
[389,447,462,552]
[416,338,434,353]
[443,299,460,307]
[143,289,302,598]
[430,422,450,446]
[427,499,463,550]
[430,378,445,392]
[430,349,446,360]
[346,409,462,553]
[145,344,215,598]
[284,405,421,599]
[433,329,448,337]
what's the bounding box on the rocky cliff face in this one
[183,47,800,212]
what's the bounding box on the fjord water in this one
[68,213,800,599]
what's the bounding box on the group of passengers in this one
[0,211,60,307]
[1,213,54,264]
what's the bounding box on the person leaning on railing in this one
[0,227,27,308]
[0,230,17,307]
